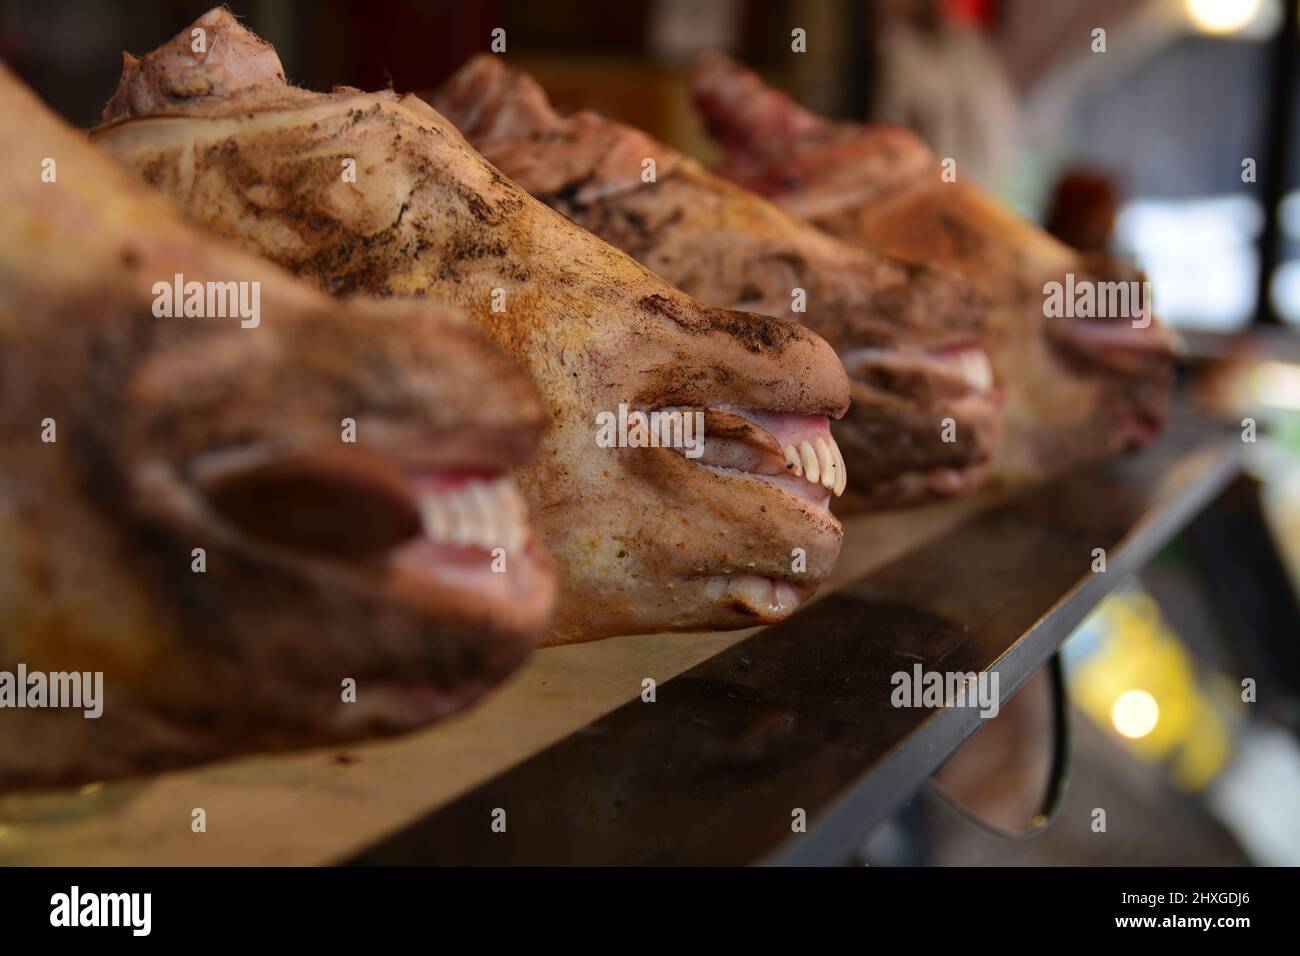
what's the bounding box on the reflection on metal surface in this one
[1066,589,1233,791]
[930,661,1066,837]
[860,704,1250,867]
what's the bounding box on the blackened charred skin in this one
[638,293,805,354]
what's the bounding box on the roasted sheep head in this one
[92,9,851,642]
[431,57,1003,510]
[0,64,555,788]
[692,55,1176,483]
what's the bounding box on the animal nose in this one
[633,294,849,418]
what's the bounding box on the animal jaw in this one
[0,62,554,789]
[92,8,852,642]
[690,54,1175,484]
[430,55,1003,511]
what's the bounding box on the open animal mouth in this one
[184,446,552,621]
[671,404,847,510]
[1045,319,1177,450]
[1048,314,1180,367]
[649,404,846,621]
[840,343,996,396]
[834,343,1003,501]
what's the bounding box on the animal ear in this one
[103,7,287,122]
[430,55,560,142]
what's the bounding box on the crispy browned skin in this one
[692,55,1176,483]
[0,63,555,789]
[431,57,1004,510]
[93,10,851,642]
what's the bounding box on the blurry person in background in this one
[872,0,1022,190]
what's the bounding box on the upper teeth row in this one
[782,436,846,496]
[418,476,527,552]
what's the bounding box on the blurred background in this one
[3,0,1298,866]
[8,0,1300,331]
